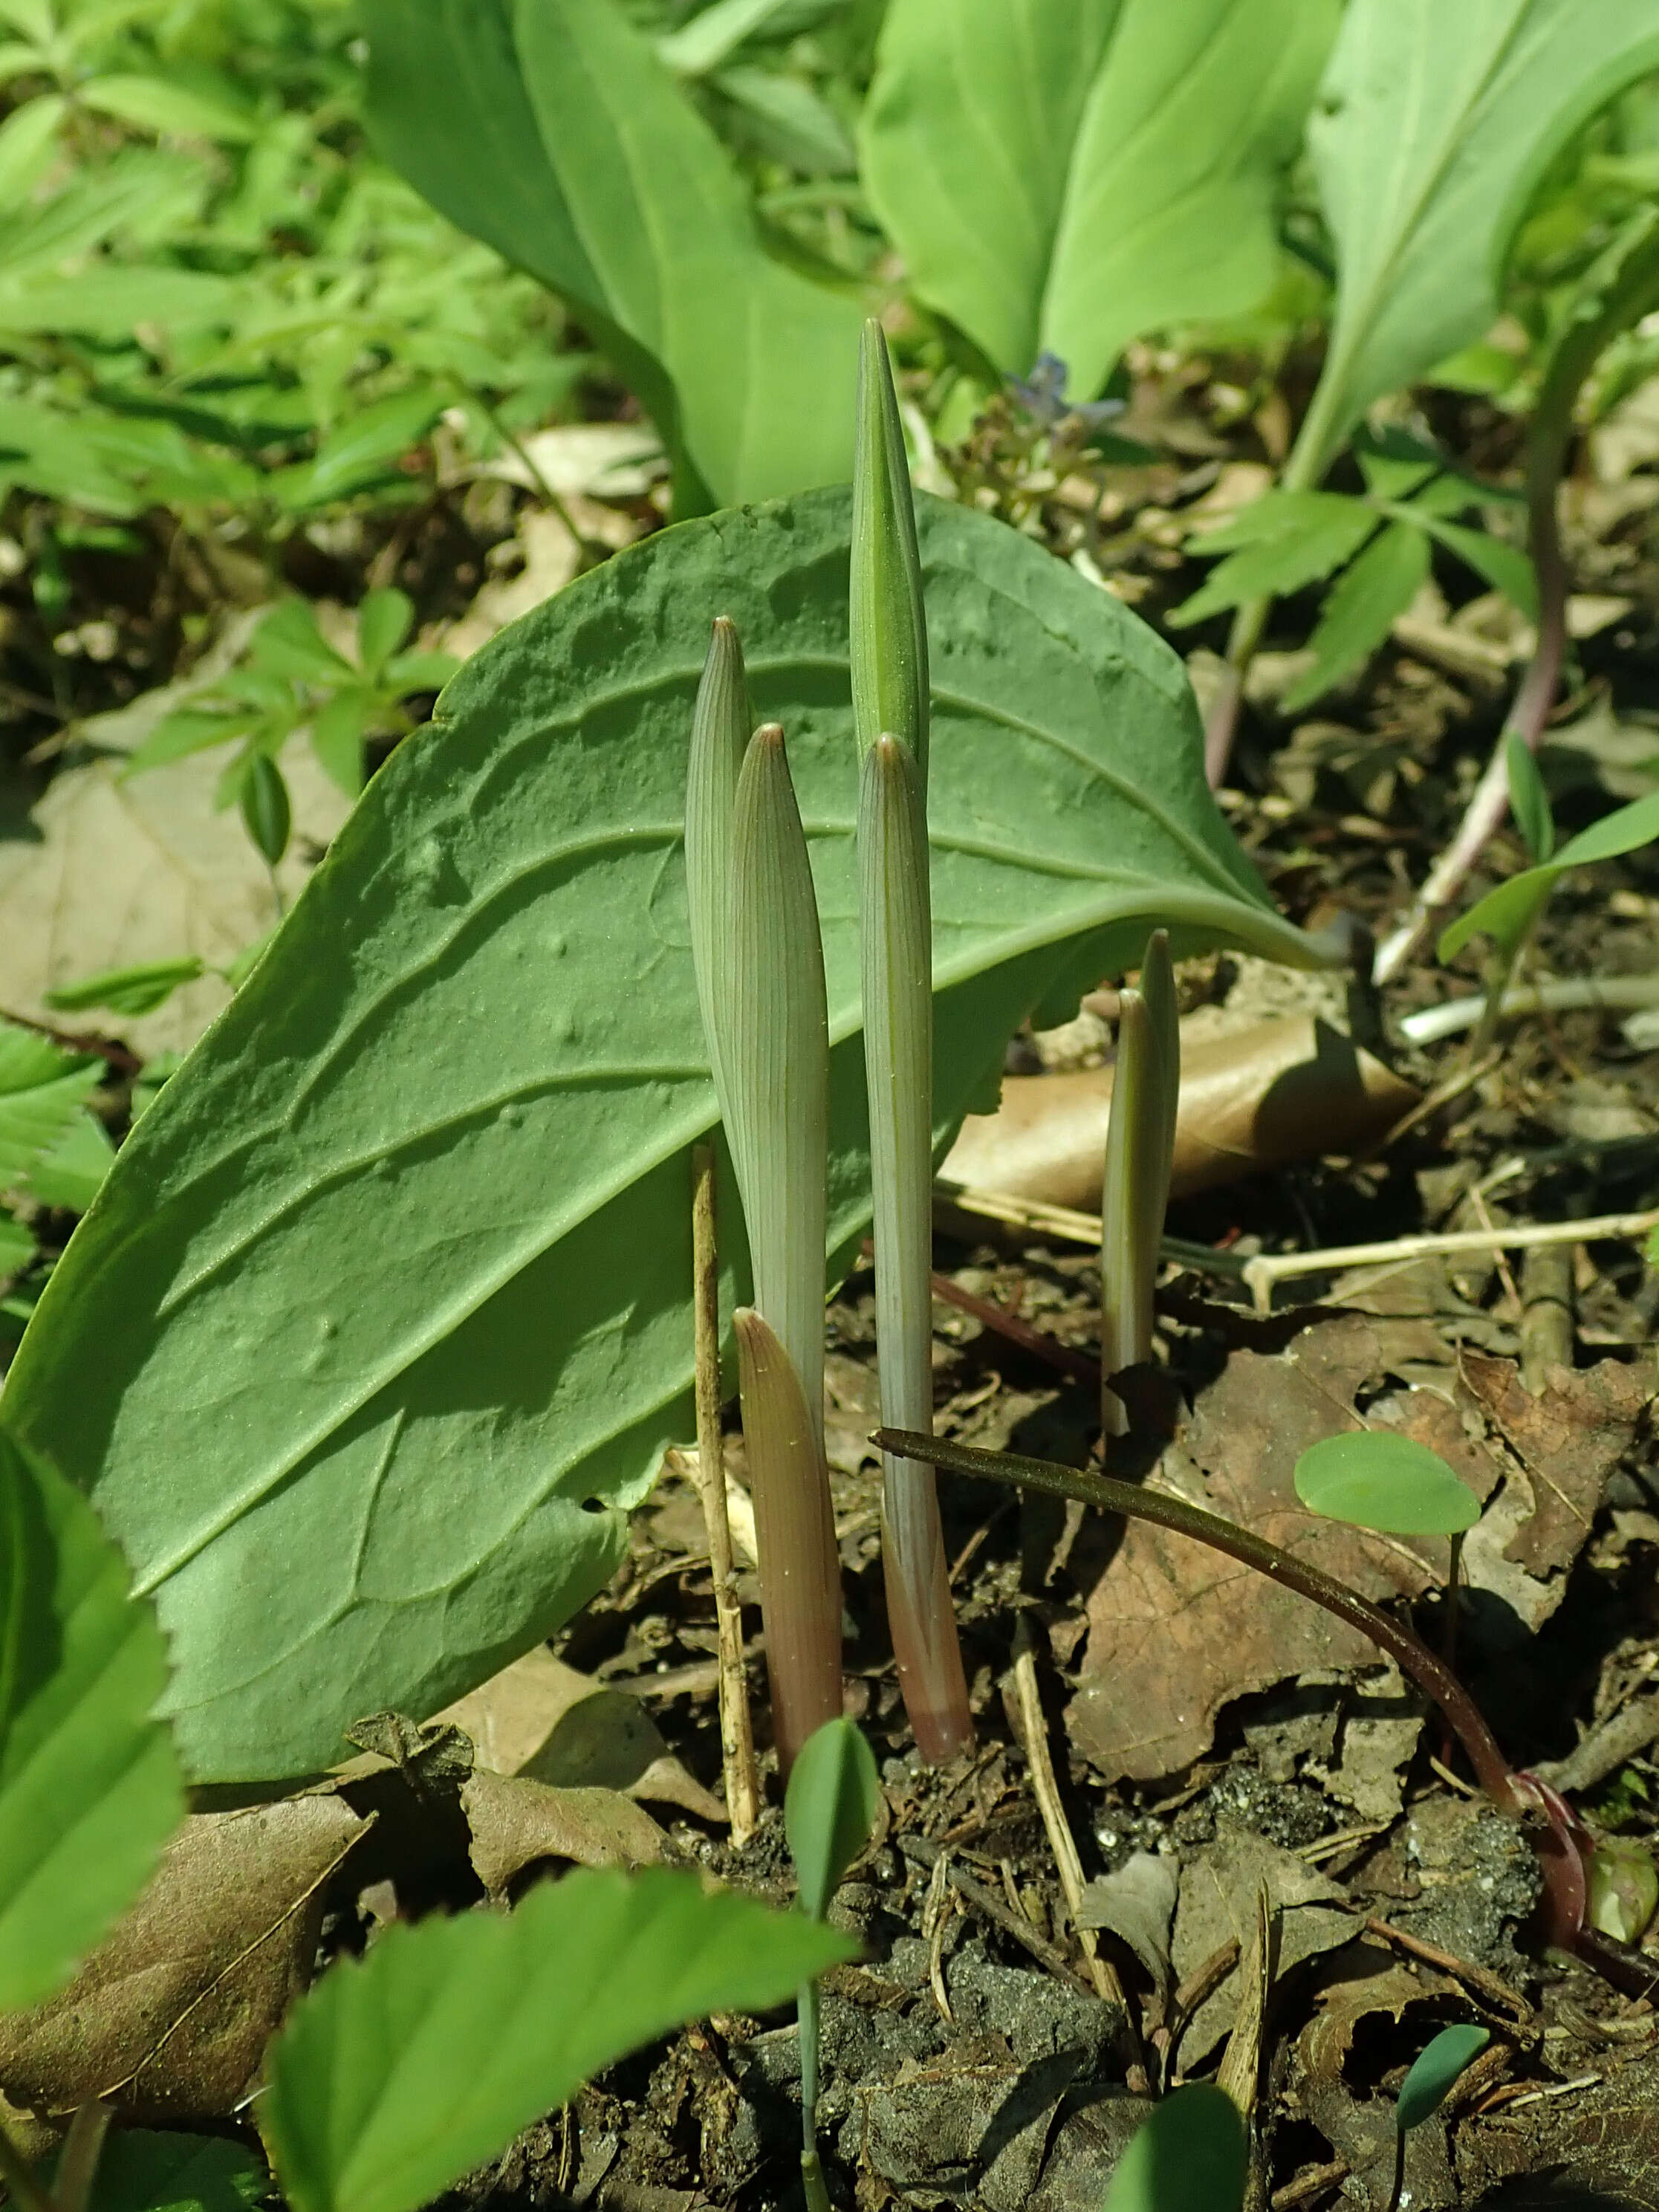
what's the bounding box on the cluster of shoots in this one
[685,320,971,1768]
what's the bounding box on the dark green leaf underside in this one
[4,487,1322,1782]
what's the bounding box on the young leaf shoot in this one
[1100,929,1178,1439]
[851,320,972,1762]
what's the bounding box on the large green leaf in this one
[3,489,1324,1783]
[361,0,862,509]
[1295,0,1659,482]
[860,0,1337,397]
[264,1867,853,2212]
[0,1427,184,2011]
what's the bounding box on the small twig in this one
[898,1835,1100,1999]
[1241,1207,1659,1314]
[1215,1878,1274,2121]
[1010,1623,1148,2089]
[1362,1916,1533,2023]
[1533,1689,1659,1795]
[928,1266,1098,1386]
[686,1144,760,1845]
[935,1177,1247,1276]
[1399,973,1659,1046]
[0,1006,142,1077]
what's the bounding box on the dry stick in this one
[688,1143,760,1843]
[1241,1206,1659,1314]
[877,1425,1521,1812]
[1010,1622,1122,2010]
[1399,973,1659,1046]
[936,1177,1248,1277]
[898,1835,1100,1999]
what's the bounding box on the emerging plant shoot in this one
[688,695,843,1769]
[1100,929,1178,1439]
[851,319,973,1762]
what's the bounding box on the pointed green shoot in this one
[1504,730,1554,866]
[851,320,927,779]
[1100,929,1179,1431]
[723,723,829,1453]
[684,616,751,1109]
[733,1309,843,1772]
[858,733,972,1763]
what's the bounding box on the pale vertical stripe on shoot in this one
[684,615,750,1115]
[860,734,973,1762]
[724,723,830,1455]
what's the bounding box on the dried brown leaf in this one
[0,1796,366,2120]
[459,1769,668,1899]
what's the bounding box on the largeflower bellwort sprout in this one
[851,320,974,1762]
[686,666,842,1771]
[1099,928,1178,1440]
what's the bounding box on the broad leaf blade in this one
[0,1427,184,2011]
[363,0,860,506]
[1302,0,1659,477]
[1104,2082,1247,2212]
[264,1867,853,2212]
[4,489,1324,1783]
[1294,1433,1481,1538]
[862,0,1337,398]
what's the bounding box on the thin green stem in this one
[873,1426,1521,1812]
[799,1978,831,2212]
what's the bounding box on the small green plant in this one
[1100,2082,1247,2212]
[784,1716,881,2212]
[1387,2025,1490,2212]
[1294,1430,1480,1557]
[0,1421,851,2212]
[125,591,459,867]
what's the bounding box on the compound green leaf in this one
[1281,519,1428,711]
[861,0,1337,398]
[1104,2082,1247,2212]
[4,488,1325,1783]
[1297,0,1659,481]
[264,1867,852,2212]
[1170,492,1378,627]
[0,1427,184,2011]
[363,0,861,508]
[0,1019,100,1192]
[1295,1432,1481,1538]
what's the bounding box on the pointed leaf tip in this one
[851,322,927,779]
[785,1717,880,1920]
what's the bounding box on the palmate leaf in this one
[4,488,1326,1783]
[861,0,1337,400]
[1280,519,1429,712]
[362,0,862,509]
[1170,491,1380,627]
[1296,0,1659,482]
[264,1868,852,2212]
[0,1427,184,2012]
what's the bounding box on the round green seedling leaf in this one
[1104,2082,1247,2212]
[785,1717,881,1921]
[1295,1432,1481,1537]
[0,1426,184,2011]
[1397,2023,1490,2133]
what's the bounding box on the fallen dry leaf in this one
[1172,1823,1354,2066]
[460,1769,668,1899]
[1460,1352,1652,1579]
[944,1016,1418,1210]
[1068,1315,1501,1783]
[1455,2049,1659,2208]
[0,1796,366,2120]
[435,1645,724,1823]
[0,743,347,1059]
[1298,1951,1459,2086]
[1078,1852,1179,2010]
